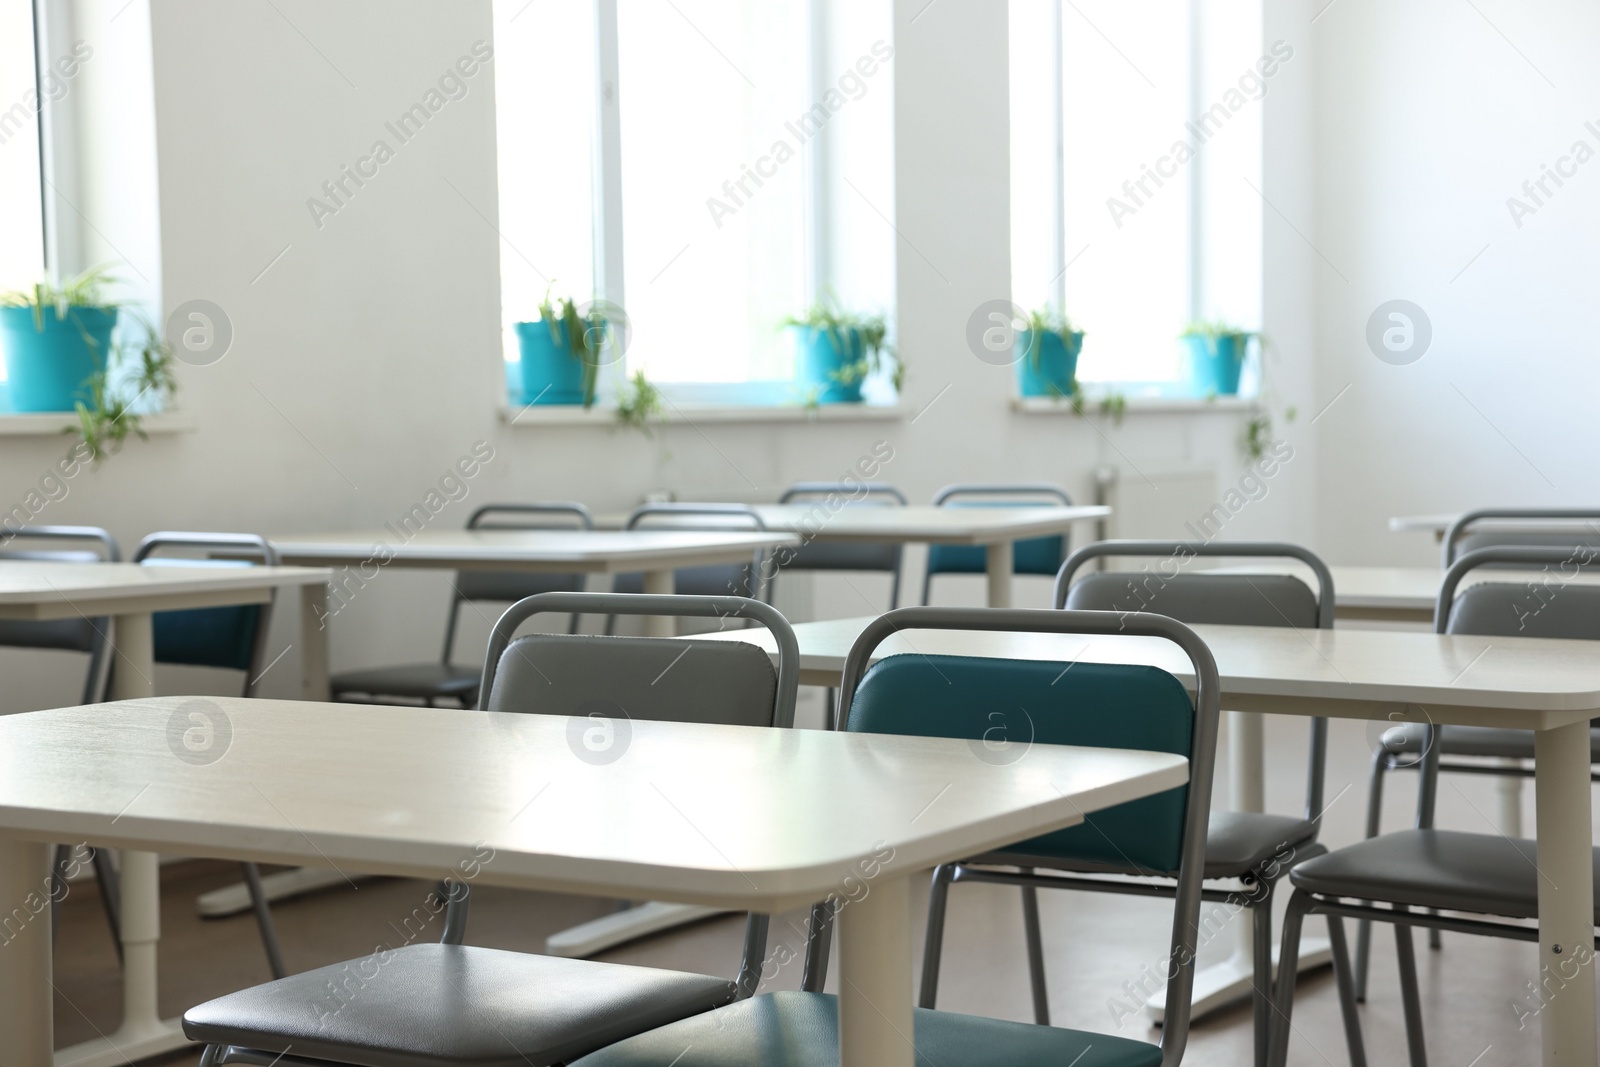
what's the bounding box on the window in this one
[0,0,45,296]
[1009,0,1264,389]
[492,0,894,403]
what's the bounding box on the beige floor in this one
[51,712,1579,1066]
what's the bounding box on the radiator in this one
[1093,465,1219,554]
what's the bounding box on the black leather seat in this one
[1204,811,1319,878]
[185,944,737,1067]
[329,662,481,703]
[1381,722,1600,761]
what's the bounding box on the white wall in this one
[1312,0,1600,566]
[0,0,1307,712]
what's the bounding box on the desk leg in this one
[985,541,1014,609]
[59,614,190,1067]
[0,838,54,1067]
[299,583,331,702]
[1534,720,1597,1067]
[643,570,675,638]
[837,873,914,1067]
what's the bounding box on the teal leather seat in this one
[142,558,262,671]
[571,990,1164,1067]
[921,484,1073,606]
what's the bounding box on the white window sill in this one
[501,402,905,427]
[1010,395,1258,415]
[0,410,196,436]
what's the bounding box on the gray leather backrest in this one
[486,633,780,727]
[1447,582,1600,641]
[1065,572,1320,629]
[1454,529,1600,566]
[0,548,103,652]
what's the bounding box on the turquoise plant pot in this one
[1015,329,1083,398]
[515,320,587,405]
[791,325,866,404]
[1184,333,1248,396]
[0,305,117,412]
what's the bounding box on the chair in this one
[1271,545,1600,1067]
[0,525,124,949]
[772,481,906,610]
[1360,509,1600,995]
[568,604,1221,1067]
[183,591,799,1067]
[1441,506,1600,568]
[330,503,592,707]
[921,482,1073,605]
[1051,540,1335,1067]
[133,532,297,978]
[606,504,768,634]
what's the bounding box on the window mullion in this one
[593,0,626,377]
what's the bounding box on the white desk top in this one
[0,562,330,621]
[705,616,1600,730]
[0,697,1186,912]
[599,504,1109,544]
[269,529,798,573]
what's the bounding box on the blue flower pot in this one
[1184,333,1249,396]
[1015,329,1083,398]
[515,320,587,405]
[791,325,866,404]
[0,305,117,412]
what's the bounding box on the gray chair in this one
[772,481,906,610]
[571,604,1222,1067]
[1048,540,1334,1067]
[0,525,125,949]
[133,532,293,978]
[330,503,592,707]
[183,591,799,1067]
[606,504,768,634]
[1441,506,1600,568]
[922,482,1074,605]
[1271,545,1600,1067]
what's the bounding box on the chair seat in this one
[569,990,1162,1067]
[1381,722,1600,761]
[1290,828,1600,922]
[182,943,737,1067]
[330,663,481,702]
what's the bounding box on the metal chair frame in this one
[774,482,907,610]
[921,482,1073,605]
[1441,507,1600,567]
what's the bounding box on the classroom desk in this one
[598,504,1110,608]
[1390,512,1600,543]
[269,528,799,642]
[0,697,1187,1067]
[705,617,1600,1067]
[0,562,332,1067]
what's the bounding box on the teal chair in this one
[921,483,1073,605]
[571,605,1221,1067]
[133,531,291,978]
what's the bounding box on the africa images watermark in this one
[1106,39,1294,229]
[1505,119,1600,229]
[0,40,92,149]
[705,40,894,229]
[306,40,494,229]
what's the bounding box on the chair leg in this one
[801,899,834,993]
[91,847,123,963]
[919,864,956,1009]
[1267,889,1314,1067]
[823,689,838,731]
[1355,749,1393,1003]
[1393,915,1429,1067]
[1325,915,1369,1067]
[1019,873,1050,1025]
[1251,889,1275,1067]
[241,863,287,979]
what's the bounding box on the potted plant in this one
[783,298,898,404]
[513,287,615,407]
[1180,321,1257,397]
[1015,306,1084,399]
[0,266,177,459]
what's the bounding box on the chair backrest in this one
[1436,545,1600,640]
[773,483,905,606]
[134,532,277,690]
[0,525,119,704]
[1056,540,1333,823]
[927,483,1074,583]
[471,591,799,999]
[831,605,1220,1060]
[1442,508,1600,568]
[441,503,595,658]
[623,504,768,601]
